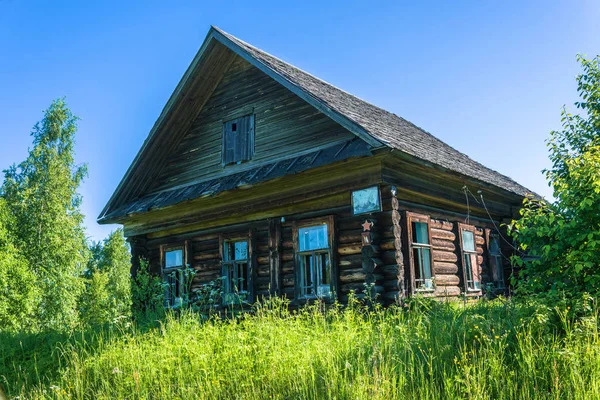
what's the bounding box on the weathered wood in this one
[433,250,458,263]
[430,228,455,241]
[338,254,363,267]
[338,244,363,256]
[268,218,282,295]
[434,286,461,297]
[434,262,458,275]
[434,274,460,286]
[432,238,455,251]
[430,220,454,231]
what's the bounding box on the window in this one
[222,238,251,304]
[459,225,481,291]
[222,114,255,165]
[406,213,434,291]
[294,218,335,299]
[489,235,505,289]
[352,186,382,215]
[163,246,187,307]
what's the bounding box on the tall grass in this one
[2,297,600,399]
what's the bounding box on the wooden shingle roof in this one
[215,27,530,197]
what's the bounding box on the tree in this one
[2,98,89,330]
[0,198,39,331]
[81,229,132,324]
[511,55,600,305]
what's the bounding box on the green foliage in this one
[1,98,89,330]
[3,299,600,399]
[81,229,132,325]
[131,258,165,320]
[0,198,39,331]
[511,55,600,305]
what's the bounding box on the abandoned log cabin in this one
[98,26,532,306]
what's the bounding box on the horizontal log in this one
[430,220,453,231]
[257,244,269,253]
[381,264,400,275]
[476,236,485,245]
[256,267,270,277]
[383,279,400,290]
[338,254,363,267]
[338,244,363,256]
[434,286,461,297]
[433,250,458,263]
[433,262,458,275]
[257,256,269,265]
[282,274,295,287]
[434,274,460,286]
[379,241,397,251]
[338,231,363,245]
[282,252,294,262]
[432,238,455,251]
[381,251,397,264]
[281,261,294,274]
[193,252,220,261]
[339,269,384,283]
[431,228,455,241]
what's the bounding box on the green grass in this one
[2,297,600,399]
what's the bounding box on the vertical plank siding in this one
[149,55,355,193]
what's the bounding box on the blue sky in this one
[1,1,599,241]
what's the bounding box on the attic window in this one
[222,114,254,165]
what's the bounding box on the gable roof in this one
[99,26,532,224]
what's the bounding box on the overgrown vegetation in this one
[511,55,600,307]
[0,99,132,332]
[2,298,600,399]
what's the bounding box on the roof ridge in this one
[213,26,383,109]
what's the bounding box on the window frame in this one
[292,216,337,302]
[219,231,255,305]
[458,223,482,293]
[221,114,255,166]
[485,230,505,289]
[405,212,435,293]
[161,242,189,307]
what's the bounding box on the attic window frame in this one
[222,114,255,166]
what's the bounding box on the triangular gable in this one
[100,26,533,224]
[98,27,381,222]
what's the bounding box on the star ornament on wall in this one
[362,220,374,232]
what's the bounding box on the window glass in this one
[490,236,501,254]
[412,222,430,244]
[299,224,329,251]
[165,249,183,268]
[462,230,476,252]
[225,240,248,261]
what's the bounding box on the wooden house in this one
[98,26,531,306]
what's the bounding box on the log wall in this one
[131,184,513,307]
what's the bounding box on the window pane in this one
[412,222,429,245]
[352,186,381,215]
[462,230,475,252]
[234,241,248,260]
[464,253,473,282]
[490,236,501,254]
[165,249,183,268]
[299,224,329,251]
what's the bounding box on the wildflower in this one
[495,335,500,339]
[112,367,123,375]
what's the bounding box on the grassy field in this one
[2,297,600,399]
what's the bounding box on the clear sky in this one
[1,0,599,242]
